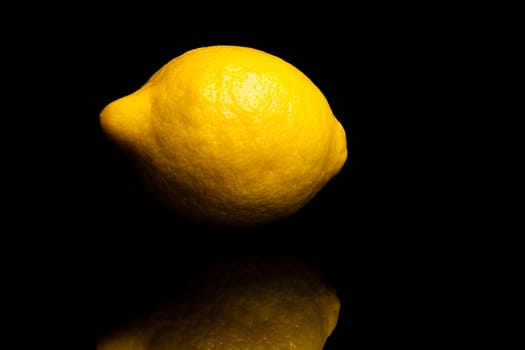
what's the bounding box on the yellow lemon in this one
[100,45,347,226]
[97,256,340,350]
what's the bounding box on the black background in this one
[32,6,486,349]
[0,4,508,349]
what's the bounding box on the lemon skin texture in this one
[100,45,347,226]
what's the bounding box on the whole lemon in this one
[100,45,347,226]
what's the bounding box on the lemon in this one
[100,45,347,226]
[97,256,340,350]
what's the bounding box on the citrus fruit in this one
[100,45,347,226]
[97,256,340,350]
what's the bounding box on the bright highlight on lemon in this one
[100,45,347,226]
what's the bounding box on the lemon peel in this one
[100,45,347,226]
